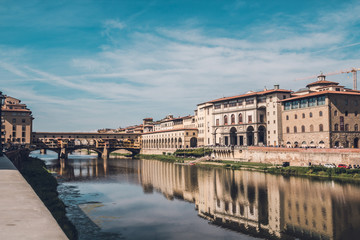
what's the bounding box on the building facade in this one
[281,75,360,148]
[196,86,292,147]
[1,95,33,145]
[142,115,198,150]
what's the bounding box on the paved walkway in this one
[0,155,68,240]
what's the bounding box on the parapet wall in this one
[213,147,360,166]
[140,148,177,155]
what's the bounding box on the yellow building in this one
[1,95,34,145]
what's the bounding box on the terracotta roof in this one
[306,80,339,88]
[142,128,198,135]
[2,108,31,112]
[280,90,360,102]
[206,89,292,104]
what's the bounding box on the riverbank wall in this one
[0,153,68,240]
[213,146,360,166]
[141,147,360,166]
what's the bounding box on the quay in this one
[0,155,68,240]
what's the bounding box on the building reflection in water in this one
[50,157,360,240]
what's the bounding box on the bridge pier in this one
[40,149,47,154]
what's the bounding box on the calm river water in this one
[31,151,360,240]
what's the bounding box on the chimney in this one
[274,84,279,90]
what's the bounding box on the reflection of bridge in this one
[32,132,142,159]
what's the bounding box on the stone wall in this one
[140,148,177,155]
[212,146,360,166]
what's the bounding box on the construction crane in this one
[296,67,360,90]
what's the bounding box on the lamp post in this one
[0,91,5,156]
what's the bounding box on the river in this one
[30,151,360,240]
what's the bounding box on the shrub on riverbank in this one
[174,148,212,157]
[19,157,78,240]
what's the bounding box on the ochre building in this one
[1,95,33,145]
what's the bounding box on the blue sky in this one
[1,0,360,131]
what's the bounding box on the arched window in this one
[224,115,228,125]
[286,115,289,120]
[302,113,305,118]
[334,110,338,116]
[345,124,349,131]
[319,111,323,117]
[238,113,243,123]
[286,127,290,133]
[294,126,297,133]
[309,112,313,118]
[319,124,323,132]
[301,125,305,132]
[231,114,235,125]
[216,119,219,126]
[295,114,298,119]
[310,125,314,132]
[334,124,339,131]
[355,124,359,131]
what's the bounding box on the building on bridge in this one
[1,95,33,146]
[141,115,198,153]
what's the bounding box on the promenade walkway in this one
[0,155,68,240]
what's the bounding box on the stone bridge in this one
[32,132,142,159]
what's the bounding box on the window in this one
[345,124,349,131]
[295,114,298,119]
[302,113,305,118]
[294,126,297,133]
[310,125,314,132]
[334,110,338,116]
[309,97,316,107]
[309,112,313,118]
[231,114,235,124]
[12,125,16,131]
[284,102,291,110]
[345,99,348,105]
[260,114,264,123]
[334,124,339,131]
[286,127,290,133]
[22,119,25,123]
[216,119,219,126]
[317,96,325,105]
[12,118,16,123]
[22,126,26,131]
[223,102,228,108]
[300,99,308,108]
[229,100,237,107]
[301,125,305,132]
[248,115,252,123]
[246,98,254,105]
[355,111,358,116]
[340,116,344,131]
[22,132,25,137]
[238,113,243,123]
[345,111,348,116]
[214,104,221,109]
[355,124,359,131]
[319,111,323,117]
[224,115,228,125]
[292,100,299,109]
[238,99,243,106]
[319,124,324,132]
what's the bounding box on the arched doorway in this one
[246,126,254,146]
[230,127,237,146]
[258,125,266,145]
[354,138,359,148]
[190,137,197,148]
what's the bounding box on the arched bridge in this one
[32,132,142,159]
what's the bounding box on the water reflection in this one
[41,153,360,240]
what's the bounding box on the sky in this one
[1,0,360,132]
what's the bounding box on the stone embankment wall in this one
[213,146,360,166]
[141,148,177,155]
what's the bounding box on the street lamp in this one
[0,91,5,156]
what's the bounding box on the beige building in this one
[281,75,360,148]
[196,86,292,147]
[1,95,33,145]
[141,115,198,151]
